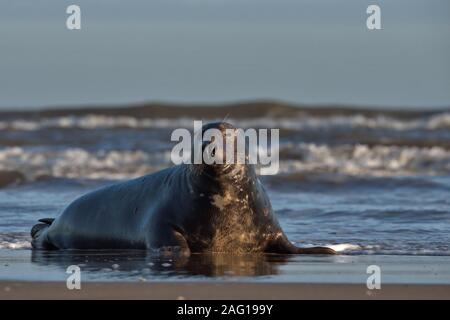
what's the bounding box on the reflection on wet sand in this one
[31,250,294,280]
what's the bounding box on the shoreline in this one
[1,281,450,300]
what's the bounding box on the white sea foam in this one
[279,143,450,176]
[1,143,450,181]
[327,243,362,252]
[0,233,31,249]
[0,147,172,180]
[1,113,450,131]
[0,116,196,130]
[0,240,31,249]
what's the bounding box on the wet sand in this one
[1,281,450,300]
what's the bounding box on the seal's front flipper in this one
[152,224,191,257]
[31,218,57,250]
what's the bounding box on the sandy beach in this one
[2,250,449,300]
[1,281,450,300]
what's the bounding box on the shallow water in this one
[1,249,450,284]
[0,105,450,282]
[1,176,449,256]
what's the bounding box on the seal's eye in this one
[211,147,216,157]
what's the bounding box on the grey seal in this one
[31,122,335,255]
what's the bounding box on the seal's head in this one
[195,122,253,180]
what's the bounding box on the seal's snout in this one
[201,122,240,167]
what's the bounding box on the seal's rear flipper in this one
[31,218,57,250]
[38,218,55,225]
[296,246,336,255]
[266,236,337,255]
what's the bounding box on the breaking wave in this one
[1,143,449,182]
[0,147,171,181]
[278,143,450,176]
[1,112,450,131]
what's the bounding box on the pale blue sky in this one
[0,0,449,109]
